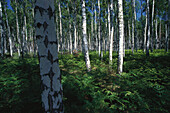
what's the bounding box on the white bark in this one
[151,0,154,52]
[4,5,12,56]
[118,0,124,74]
[94,3,98,52]
[35,0,63,112]
[82,0,91,72]
[131,0,135,54]
[128,20,131,51]
[98,0,101,57]
[144,8,147,52]
[59,1,63,54]
[146,0,150,56]
[15,0,21,57]
[109,0,114,65]
[155,17,158,49]
[165,24,168,52]
[0,1,3,57]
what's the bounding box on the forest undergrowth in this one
[0,50,169,113]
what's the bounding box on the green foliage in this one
[0,50,169,113]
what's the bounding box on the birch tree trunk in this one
[131,0,135,54]
[128,20,131,51]
[0,1,3,57]
[35,0,63,112]
[146,0,150,56]
[151,0,154,52]
[73,1,77,50]
[155,15,158,49]
[15,0,21,57]
[59,1,63,54]
[144,7,147,52]
[67,2,72,54]
[97,0,101,56]
[82,0,91,72]
[91,1,94,50]
[109,0,114,65]
[118,0,124,74]
[159,19,161,49]
[165,24,168,52]
[4,4,12,57]
[94,3,98,53]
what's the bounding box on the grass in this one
[0,49,169,113]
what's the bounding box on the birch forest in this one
[0,0,170,112]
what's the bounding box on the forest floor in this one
[0,50,170,113]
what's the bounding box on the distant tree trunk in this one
[91,1,94,50]
[98,0,102,59]
[67,3,72,54]
[146,0,150,56]
[131,0,135,54]
[144,6,147,52]
[155,15,158,49]
[82,0,91,72]
[165,24,168,52]
[15,0,21,57]
[118,0,124,74]
[73,1,77,50]
[35,0,64,112]
[159,19,161,49]
[109,0,114,65]
[59,1,63,54]
[24,15,28,54]
[4,4,12,57]
[94,3,98,53]
[151,0,154,52]
[128,20,131,51]
[0,1,4,57]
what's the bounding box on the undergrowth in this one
[0,50,169,113]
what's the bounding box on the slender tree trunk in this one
[146,0,150,56]
[91,1,94,51]
[128,20,131,52]
[144,8,147,52]
[159,19,161,49]
[151,0,154,52]
[155,16,158,49]
[4,4,12,56]
[98,0,101,58]
[35,0,64,112]
[94,3,98,53]
[59,1,63,54]
[118,0,124,74]
[165,24,168,52]
[67,2,72,54]
[0,1,4,57]
[82,0,91,72]
[131,0,135,54]
[24,15,28,54]
[109,0,114,65]
[15,0,21,57]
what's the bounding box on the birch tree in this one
[151,0,155,52]
[82,0,91,72]
[34,0,63,112]
[146,0,150,56]
[118,0,124,74]
[0,1,3,57]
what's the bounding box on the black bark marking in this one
[47,6,53,19]
[35,6,45,16]
[48,50,53,64]
[54,58,59,63]
[43,22,48,32]
[37,22,42,28]
[41,80,48,91]
[49,68,54,91]
[44,35,48,48]
[49,41,57,44]
[54,91,58,98]
[48,94,53,112]
[59,102,64,112]
[36,35,43,39]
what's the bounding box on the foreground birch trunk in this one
[34,0,63,112]
[118,0,124,74]
[82,0,91,72]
